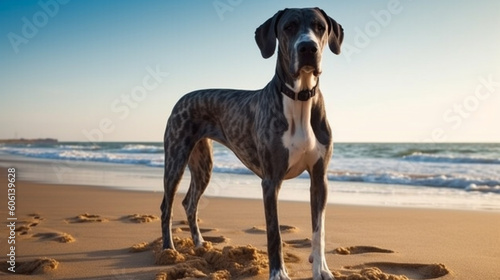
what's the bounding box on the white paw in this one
[313,269,334,280]
[311,255,334,280]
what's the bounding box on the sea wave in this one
[0,147,161,166]
[2,143,500,194]
[117,144,163,154]
[58,144,101,150]
[465,184,500,194]
[327,171,500,194]
[403,152,500,165]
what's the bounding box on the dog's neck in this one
[275,51,319,101]
[275,59,318,101]
[277,75,318,101]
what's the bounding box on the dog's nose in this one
[298,41,318,54]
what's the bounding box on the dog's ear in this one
[316,8,344,55]
[255,9,286,59]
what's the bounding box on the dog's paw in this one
[311,255,334,280]
[269,268,290,280]
[313,269,334,280]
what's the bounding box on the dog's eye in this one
[284,22,297,32]
[316,23,326,33]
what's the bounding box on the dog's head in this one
[255,8,343,87]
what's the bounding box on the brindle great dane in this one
[161,8,343,279]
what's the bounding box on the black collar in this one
[279,80,317,101]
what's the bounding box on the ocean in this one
[1,142,499,210]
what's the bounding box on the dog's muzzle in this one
[296,40,321,77]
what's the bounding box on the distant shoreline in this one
[0,138,58,144]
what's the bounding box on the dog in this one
[160,7,343,279]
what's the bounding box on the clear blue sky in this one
[1,0,499,142]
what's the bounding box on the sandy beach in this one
[1,167,499,279]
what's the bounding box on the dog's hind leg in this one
[182,138,213,247]
[161,131,196,250]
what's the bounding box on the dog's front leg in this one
[309,159,334,280]
[262,178,290,280]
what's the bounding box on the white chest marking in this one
[281,95,326,179]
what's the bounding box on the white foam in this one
[2,155,498,211]
[1,142,500,194]
[403,152,500,164]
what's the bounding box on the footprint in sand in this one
[334,245,394,255]
[16,214,43,236]
[15,225,32,236]
[283,252,301,263]
[245,226,266,234]
[279,225,298,233]
[33,232,75,243]
[28,213,43,220]
[122,214,159,223]
[203,236,229,244]
[177,219,202,225]
[284,238,312,248]
[66,213,108,223]
[176,227,218,233]
[338,262,450,280]
[130,241,153,253]
[14,214,75,243]
[245,225,298,234]
[130,235,229,253]
[0,258,59,274]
